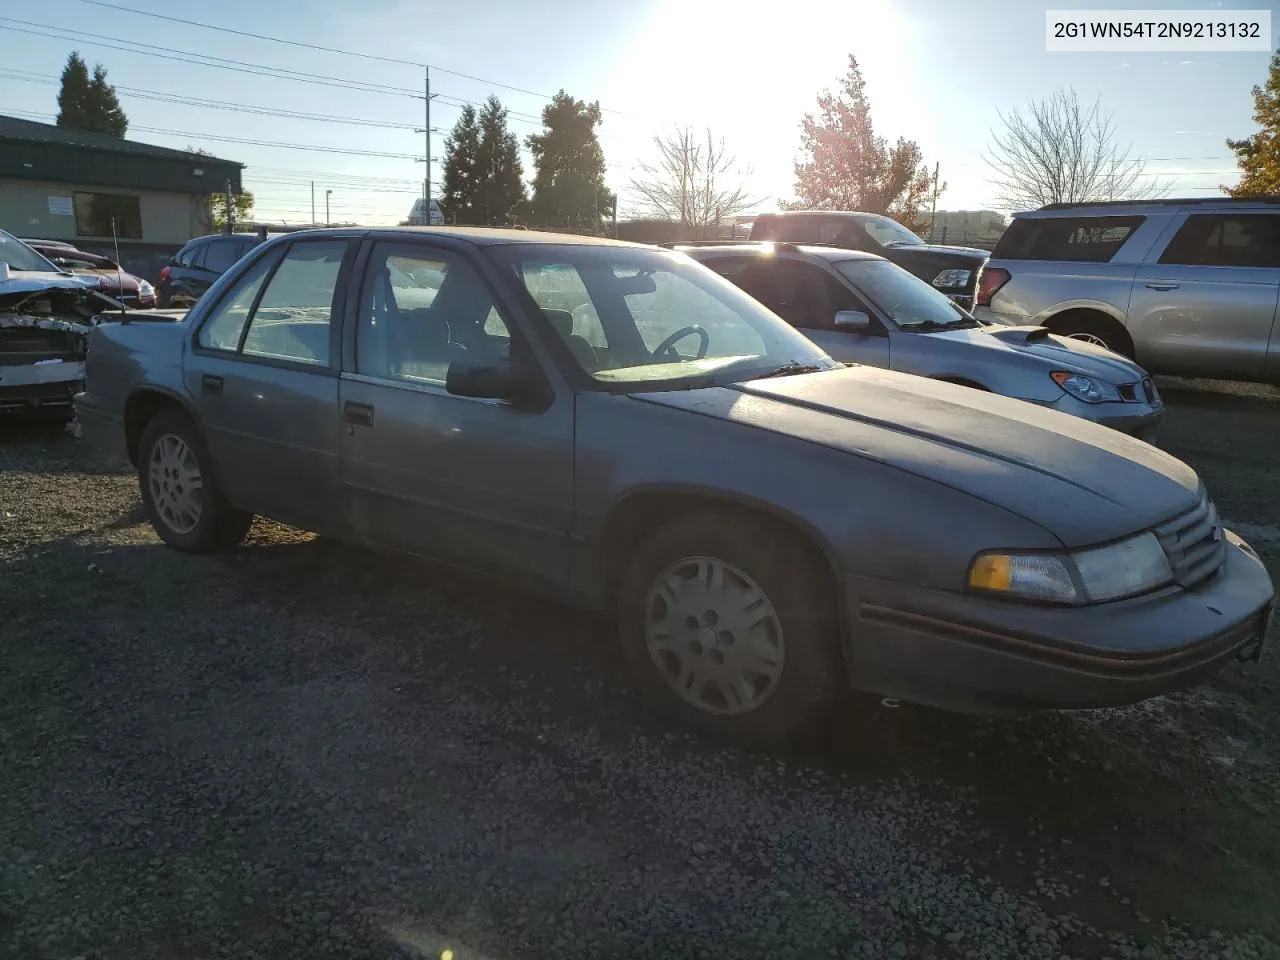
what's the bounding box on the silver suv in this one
[974,199,1280,383]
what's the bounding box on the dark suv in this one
[750,211,990,310]
[157,233,267,308]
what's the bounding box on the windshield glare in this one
[0,230,61,273]
[494,245,836,388]
[834,259,968,328]
[862,217,925,248]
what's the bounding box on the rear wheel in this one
[617,512,840,746]
[137,408,251,552]
[1047,312,1134,358]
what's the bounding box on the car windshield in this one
[492,244,837,389]
[834,259,976,329]
[0,230,61,273]
[862,217,925,248]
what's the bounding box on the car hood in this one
[637,365,1198,547]
[921,324,1150,383]
[0,272,110,312]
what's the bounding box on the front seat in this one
[542,308,599,372]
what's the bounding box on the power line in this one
[0,17,422,97]
[7,110,422,159]
[65,0,644,118]
[0,69,422,130]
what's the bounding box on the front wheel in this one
[617,512,840,746]
[137,408,251,552]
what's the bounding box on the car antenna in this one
[111,217,127,323]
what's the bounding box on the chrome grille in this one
[1154,492,1226,589]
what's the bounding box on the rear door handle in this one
[201,374,223,393]
[1144,282,1180,291]
[343,401,374,427]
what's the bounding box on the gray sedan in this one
[684,243,1163,439]
[75,228,1273,745]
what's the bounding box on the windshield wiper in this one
[900,318,980,331]
[749,361,831,380]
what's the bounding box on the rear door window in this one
[1157,214,1280,268]
[992,216,1144,262]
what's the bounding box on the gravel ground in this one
[1,378,1279,960]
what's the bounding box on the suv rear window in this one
[992,216,1144,262]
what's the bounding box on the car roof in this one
[676,242,886,263]
[754,210,889,221]
[1014,197,1280,219]
[250,226,654,249]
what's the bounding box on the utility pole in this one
[929,162,940,242]
[224,178,233,234]
[325,189,332,227]
[311,181,315,226]
[424,66,431,223]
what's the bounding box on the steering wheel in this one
[652,325,709,360]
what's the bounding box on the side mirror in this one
[445,359,545,410]
[833,310,872,332]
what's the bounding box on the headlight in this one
[1051,370,1121,403]
[968,532,1173,604]
[1072,532,1172,602]
[932,269,971,288]
[138,280,155,296]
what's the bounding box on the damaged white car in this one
[0,230,118,420]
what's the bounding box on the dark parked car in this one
[21,239,155,308]
[157,233,267,308]
[75,227,1274,745]
[750,211,990,310]
[680,241,1163,438]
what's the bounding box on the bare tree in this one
[628,127,763,238]
[985,88,1167,210]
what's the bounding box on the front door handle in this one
[201,374,223,393]
[1144,282,1180,291]
[343,401,374,427]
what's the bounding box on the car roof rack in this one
[1038,196,1280,210]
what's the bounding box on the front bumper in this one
[1038,392,1164,439]
[0,360,84,414]
[842,531,1275,714]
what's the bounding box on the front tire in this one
[137,409,251,552]
[617,512,840,746]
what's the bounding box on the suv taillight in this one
[976,267,1010,307]
[159,265,171,282]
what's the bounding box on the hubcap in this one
[643,556,785,716]
[1067,331,1109,348]
[147,433,204,535]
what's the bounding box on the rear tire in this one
[617,512,840,746]
[137,408,251,552]
[1047,312,1134,358]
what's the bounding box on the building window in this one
[74,192,143,239]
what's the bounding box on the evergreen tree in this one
[56,52,128,137]
[474,97,526,225]
[440,105,481,224]
[1227,47,1280,196]
[55,53,93,132]
[527,90,613,232]
[88,64,128,137]
[471,97,524,225]
[790,55,934,228]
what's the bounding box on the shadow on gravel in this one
[6,519,1279,952]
